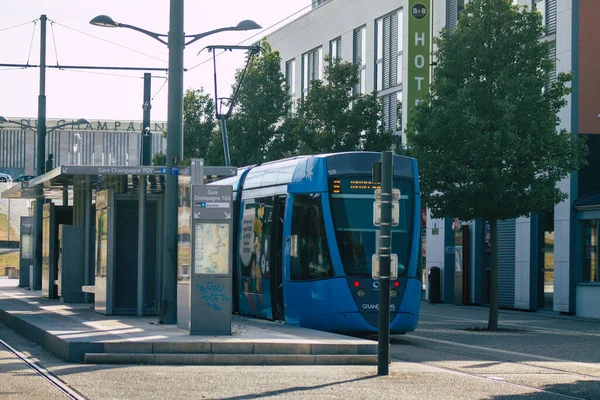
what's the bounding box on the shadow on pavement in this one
[219,375,378,400]
[492,379,600,400]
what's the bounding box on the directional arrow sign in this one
[204,166,237,177]
[224,212,231,219]
[194,212,201,218]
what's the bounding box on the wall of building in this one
[553,0,575,313]
[0,118,167,177]
[578,0,600,135]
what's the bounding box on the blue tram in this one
[185,152,421,334]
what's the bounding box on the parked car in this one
[14,175,35,182]
[0,173,12,182]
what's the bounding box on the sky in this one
[0,0,310,123]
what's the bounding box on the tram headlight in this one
[357,289,367,298]
[390,289,398,298]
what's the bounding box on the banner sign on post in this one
[407,0,431,120]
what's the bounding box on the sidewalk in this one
[0,278,376,365]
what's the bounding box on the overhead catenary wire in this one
[53,68,145,80]
[49,19,168,64]
[25,20,38,65]
[50,21,60,66]
[152,77,169,101]
[186,3,312,72]
[0,19,37,33]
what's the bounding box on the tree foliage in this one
[226,39,292,166]
[295,57,394,154]
[182,88,216,161]
[152,88,216,166]
[405,0,587,329]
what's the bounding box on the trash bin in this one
[428,267,441,303]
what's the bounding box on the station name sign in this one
[60,165,167,175]
[192,185,233,220]
[1,118,167,133]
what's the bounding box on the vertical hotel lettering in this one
[407,1,431,115]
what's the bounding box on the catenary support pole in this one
[32,14,47,290]
[162,0,184,324]
[220,116,231,167]
[138,73,151,317]
[377,150,393,376]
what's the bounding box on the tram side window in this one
[290,194,334,280]
[239,198,274,293]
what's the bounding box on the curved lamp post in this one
[90,9,261,324]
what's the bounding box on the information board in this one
[193,223,230,275]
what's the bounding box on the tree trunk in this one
[488,218,499,330]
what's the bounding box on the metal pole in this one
[220,116,231,167]
[142,73,153,165]
[138,72,151,317]
[84,176,93,303]
[377,150,393,376]
[32,14,47,290]
[162,0,184,324]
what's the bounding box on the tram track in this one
[390,335,599,400]
[0,337,88,400]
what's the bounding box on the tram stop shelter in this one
[1,165,168,316]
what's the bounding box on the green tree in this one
[406,0,587,329]
[182,88,216,161]
[152,88,217,166]
[152,151,166,166]
[296,57,394,154]
[226,39,292,166]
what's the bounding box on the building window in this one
[286,59,296,113]
[375,9,403,92]
[582,220,600,283]
[302,47,322,99]
[534,0,556,35]
[329,37,341,63]
[353,26,367,94]
[380,91,402,134]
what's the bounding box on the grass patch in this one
[0,213,19,241]
[0,251,19,275]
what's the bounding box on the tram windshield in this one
[328,176,414,277]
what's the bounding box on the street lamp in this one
[0,116,89,290]
[90,6,261,324]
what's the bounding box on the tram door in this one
[270,196,286,321]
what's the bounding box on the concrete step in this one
[84,353,378,366]
[102,341,377,356]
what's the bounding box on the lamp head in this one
[90,15,120,27]
[234,20,261,31]
[0,116,8,123]
[74,118,90,125]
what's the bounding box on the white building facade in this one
[268,0,600,320]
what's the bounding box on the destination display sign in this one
[192,185,233,220]
[329,178,382,195]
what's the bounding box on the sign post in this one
[374,151,394,376]
[188,158,236,335]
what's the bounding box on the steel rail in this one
[0,337,88,400]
